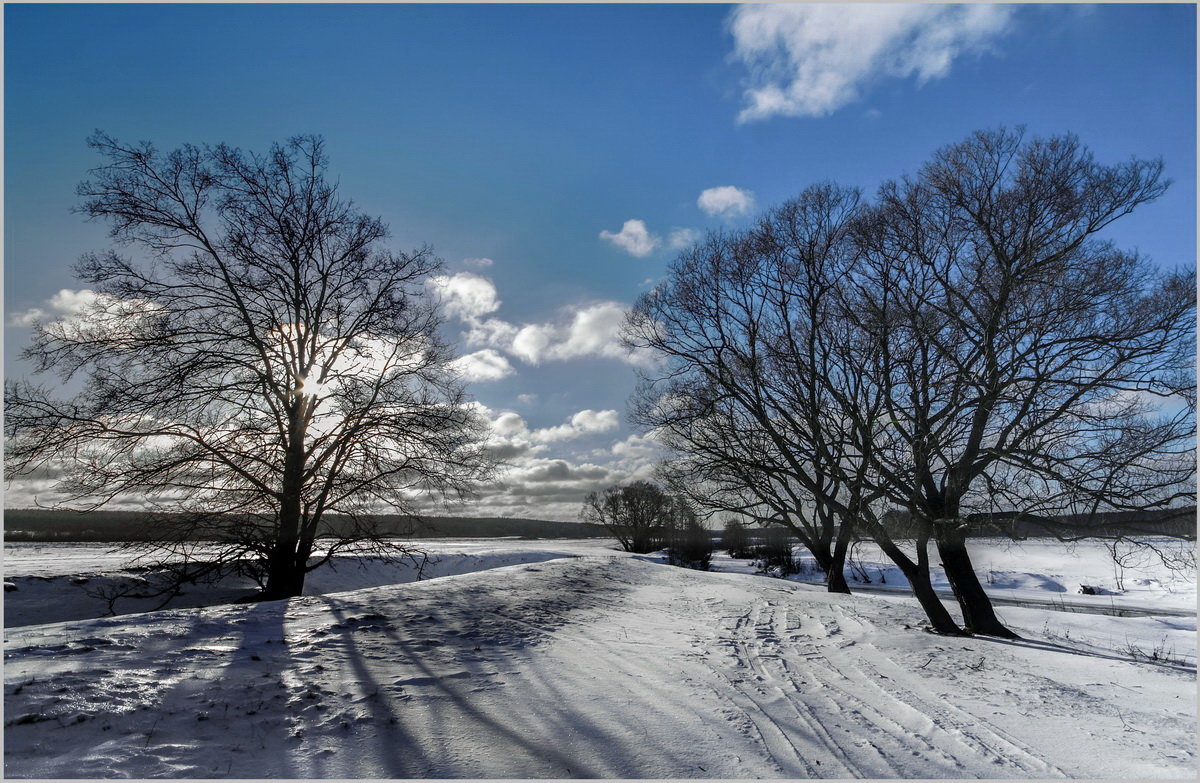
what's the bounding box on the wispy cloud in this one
[668,227,702,250]
[698,186,755,218]
[599,219,662,257]
[729,4,1016,122]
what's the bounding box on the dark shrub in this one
[753,527,799,576]
[668,517,715,570]
[722,518,753,558]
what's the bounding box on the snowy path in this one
[5,557,1194,778]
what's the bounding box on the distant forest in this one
[880,507,1197,540]
[3,509,610,542]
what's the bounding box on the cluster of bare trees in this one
[625,128,1195,637]
[581,481,693,554]
[6,135,493,600]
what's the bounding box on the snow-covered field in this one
[4,537,1195,778]
[2,538,602,628]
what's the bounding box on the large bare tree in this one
[5,134,493,600]
[850,128,1194,636]
[627,186,871,596]
[627,131,1193,638]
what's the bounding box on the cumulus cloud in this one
[508,302,658,368]
[486,407,620,445]
[552,303,629,363]
[509,323,558,365]
[417,406,662,521]
[610,433,664,462]
[476,405,624,467]
[531,409,620,443]
[599,219,662,257]
[462,257,494,269]
[729,4,1016,122]
[668,228,702,250]
[9,288,166,344]
[698,186,756,218]
[433,272,657,368]
[451,349,515,382]
[9,288,112,326]
[427,272,502,321]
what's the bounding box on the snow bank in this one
[711,536,1197,613]
[4,539,620,628]
[5,556,1194,778]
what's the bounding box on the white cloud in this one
[698,186,756,218]
[10,288,166,343]
[729,4,1016,122]
[599,219,662,257]
[477,407,622,466]
[9,288,108,326]
[553,303,629,362]
[433,272,657,368]
[8,307,46,327]
[427,272,501,321]
[510,323,558,364]
[463,257,494,269]
[463,317,519,350]
[610,433,664,462]
[451,349,515,382]
[516,393,538,405]
[668,228,702,250]
[507,302,659,368]
[531,409,620,443]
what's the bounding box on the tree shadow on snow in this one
[315,560,695,778]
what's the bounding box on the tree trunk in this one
[825,522,853,594]
[905,563,963,635]
[872,531,964,635]
[264,412,308,600]
[936,523,1019,639]
[263,541,304,600]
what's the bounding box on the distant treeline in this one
[3,509,610,542]
[878,507,1197,540]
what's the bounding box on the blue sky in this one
[5,3,1196,518]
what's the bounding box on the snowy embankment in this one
[5,545,1196,778]
[713,537,1197,615]
[3,539,604,628]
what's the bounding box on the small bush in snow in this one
[753,528,799,577]
[722,518,753,559]
[668,518,715,571]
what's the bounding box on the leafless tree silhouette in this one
[626,129,1193,637]
[6,134,493,600]
[581,481,686,554]
[847,127,1193,636]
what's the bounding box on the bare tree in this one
[627,131,1191,638]
[626,186,870,596]
[851,127,1193,637]
[581,481,684,554]
[5,134,493,600]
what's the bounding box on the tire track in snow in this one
[697,595,1071,778]
[705,600,897,777]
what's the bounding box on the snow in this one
[3,539,612,628]
[711,536,1197,614]
[4,538,1195,778]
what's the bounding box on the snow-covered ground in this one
[4,538,1195,778]
[3,538,613,628]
